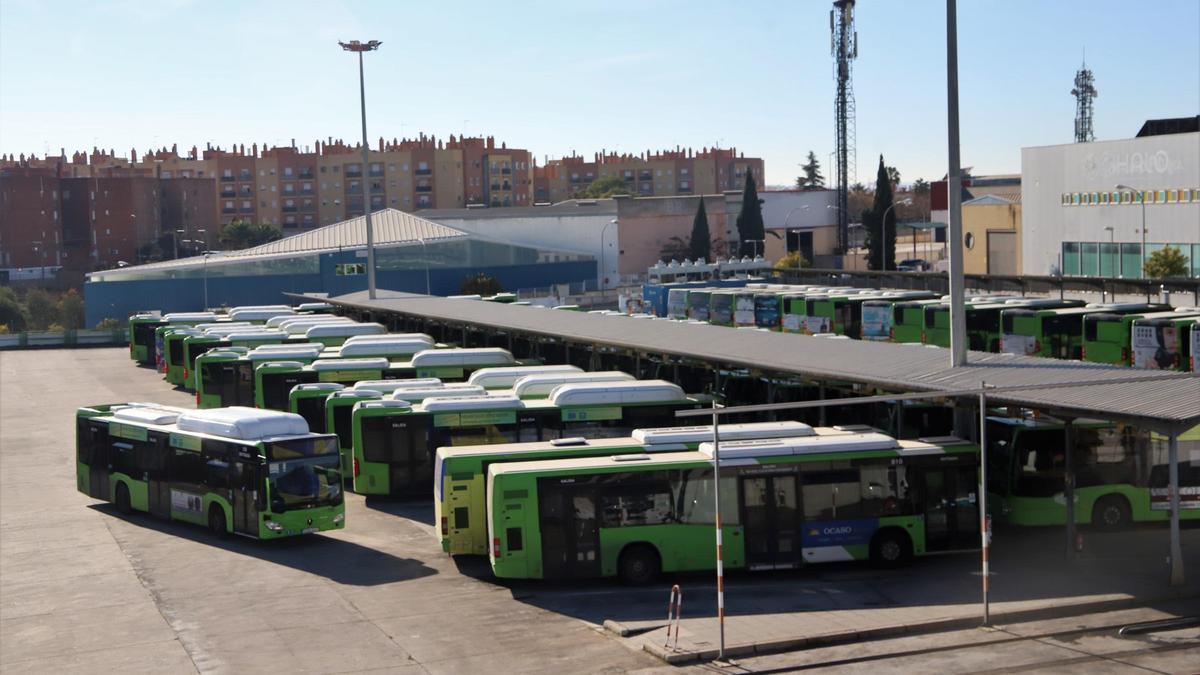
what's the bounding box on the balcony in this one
[220,175,235,182]
[490,184,501,191]
[298,170,314,179]
[416,185,433,193]
[370,184,385,193]
[239,174,252,182]
[282,206,298,213]
[299,188,314,195]
[222,207,236,214]
[239,206,255,213]
[346,186,363,195]
[220,189,235,197]
[500,168,511,175]
[639,172,653,180]
[415,168,432,176]
[569,176,583,183]
[369,169,384,178]
[677,185,692,193]
[501,183,511,191]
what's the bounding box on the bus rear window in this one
[267,436,337,460]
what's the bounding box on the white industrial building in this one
[1021,120,1199,278]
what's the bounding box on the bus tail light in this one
[183,368,188,380]
[1034,340,1041,354]
[441,517,448,535]
[493,537,501,558]
[353,458,360,477]
[889,327,895,340]
[195,391,200,404]
[1121,347,1129,364]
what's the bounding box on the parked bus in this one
[350,380,702,496]
[687,289,713,322]
[152,314,219,369]
[195,344,325,408]
[129,313,164,365]
[304,322,387,346]
[754,292,782,330]
[254,348,521,411]
[1000,303,1168,359]
[889,298,946,343]
[1083,309,1200,366]
[708,290,735,327]
[76,404,344,538]
[1191,322,1200,372]
[436,421,819,555]
[808,291,937,339]
[1131,314,1200,370]
[925,299,1083,351]
[985,414,1200,528]
[488,432,979,582]
[161,328,206,385]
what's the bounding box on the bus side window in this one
[172,447,205,488]
[203,441,232,489]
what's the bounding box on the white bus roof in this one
[267,314,350,328]
[309,357,390,371]
[697,433,932,459]
[548,380,686,407]
[226,330,289,341]
[230,304,292,311]
[421,394,523,412]
[390,384,485,402]
[248,346,324,361]
[467,364,582,389]
[342,333,434,345]
[349,380,423,394]
[176,406,310,440]
[305,322,386,338]
[196,321,251,331]
[228,308,295,321]
[383,377,444,389]
[632,421,815,444]
[200,349,247,360]
[447,294,482,300]
[329,389,382,400]
[257,360,306,369]
[291,382,345,393]
[355,399,413,411]
[511,371,635,398]
[112,406,183,426]
[164,312,218,322]
[338,338,436,358]
[297,302,333,312]
[409,347,515,368]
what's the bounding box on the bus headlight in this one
[333,512,345,525]
[265,520,284,532]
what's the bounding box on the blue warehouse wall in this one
[85,255,596,325]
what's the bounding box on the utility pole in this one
[340,39,382,299]
[946,0,967,366]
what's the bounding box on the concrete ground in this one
[2,347,1196,673]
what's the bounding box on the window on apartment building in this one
[320,166,327,173]
[225,200,234,209]
[260,201,267,208]
[333,166,340,173]
[260,184,266,192]
[284,167,293,177]
[284,184,294,193]
[242,200,252,209]
[223,170,232,178]
[402,164,409,171]
[418,162,429,171]
[302,182,312,191]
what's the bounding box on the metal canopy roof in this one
[316,290,1200,430]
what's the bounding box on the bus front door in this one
[537,483,600,579]
[740,474,801,569]
[231,460,260,535]
[920,466,979,552]
[147,436,171,518]
[89,442,110,500]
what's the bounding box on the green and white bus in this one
[1131,314,1200,371]
[985,414,1200,528]
[1191,322,1200,373]
[350,380,702,497]
[254,348,521,411]
[1083,309,1200,366]
[435,421,822,556]
[488,432,980,582]
[303,322,387,346]
[999,303,1167,359]
[76,404,345,539]
[925,299,1084,351]
[196,344,325,408]
[129,313,164,365]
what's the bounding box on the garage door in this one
[987,231,1017,275]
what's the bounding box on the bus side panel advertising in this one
[1002,333,1038,356]
[861,305,891,341]
[1132,324,1178,370]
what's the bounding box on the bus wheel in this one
[618,544,661,585]
[208,505,227,538]
[870,529,912,568]
[115,482,132,515]
[1092,496,1131,531]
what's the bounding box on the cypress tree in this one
[863,155,895,271]
[689,199,711,261]
[736,171,764,257]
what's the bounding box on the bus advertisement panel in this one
[1132,322,1182,370]
[1192,324,1200,372]
[860,302,892,341]
[733,293,757,327]
[753,294,781,330]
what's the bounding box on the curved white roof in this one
[297,302,333,312]
[230,304,293,311]
[467,364,582,389]
[632,421,815,445]
[229,308,296,322]
[421,394,523,412]
[268,314,350,328]
[306,322,386,338]
[226,330,289,342]
[291,382,345,394]
[512,371,634,398]
[549,380,686,407]
[349,380,420,394]
[409,347,515,368]
[256,360,306,369]
[198,349,247,360]
[355,399,413,411]
[329,389,382,400]
[176,406,311,440]
[112,406,182,426]
[248,346,324,361]
[382,377,444,389]
[309,357,390,371]
[342,333,434,345]
[389,384,484,402]
[338,338,435,358]
[280,317,357,334]
[164,312,218,322]
[447,294,482,300]
[697,432,910,459]
[196,321,252,331]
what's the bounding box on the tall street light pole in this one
[880,198,912,271]
[1116,184,1146,278]
[341,39,382,299]
[946,0,968,367]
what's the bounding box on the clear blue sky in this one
[2,0,1197,187]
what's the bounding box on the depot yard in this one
[2,347,1197,673]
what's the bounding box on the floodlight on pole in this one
[1116,184,1147,277]
[879,198,912,271]
[340,39,382,299]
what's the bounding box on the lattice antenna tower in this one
[1072,59,1097,143]
[831,0,857,253]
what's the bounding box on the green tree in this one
[689,199,711,261]
[886,165,901,188]
[735,171,765,257]
[862,155,897,271]
[579,175,630,199]
[57,289,85,330]
[912,178,930,195]
[658,236,691,263]
[0,287,27,331]
[24,288,60,330]
[460,272,504,296]
[218,219,283,250]
[797,151,825,190]
[1143,245,1190,279]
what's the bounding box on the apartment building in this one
[534,147,765,203]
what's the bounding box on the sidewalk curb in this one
[611,591,1199,665]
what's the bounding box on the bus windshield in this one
[266,437,342,511]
